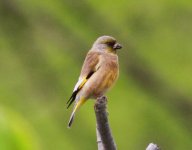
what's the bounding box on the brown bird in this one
[67,35,122,128]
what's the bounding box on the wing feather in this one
[67,51,100,108]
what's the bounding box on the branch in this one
[94,96,116,150]
[146,143,160,150]
[94,96,160,150]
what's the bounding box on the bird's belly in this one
[83,68,118,99]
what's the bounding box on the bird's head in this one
[92,35,122,54]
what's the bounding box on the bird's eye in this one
[106,41,115,47]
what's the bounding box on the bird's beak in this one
[113,43,122,50]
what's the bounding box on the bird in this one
[67,35,122,128]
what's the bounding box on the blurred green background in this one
[0,0,192,149]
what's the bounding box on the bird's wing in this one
[67,51,100,108]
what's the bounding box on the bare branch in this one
[146,143,160,150]
[94,96,116,150]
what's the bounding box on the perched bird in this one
[67,35,122,128]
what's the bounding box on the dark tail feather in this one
[67,90,78,109]
[67,98,86,128]
[68,111,75,128]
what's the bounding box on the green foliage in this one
[0,0,192,149]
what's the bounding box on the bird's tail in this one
[68,97,86,128]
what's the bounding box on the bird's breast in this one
[92,56,119,97]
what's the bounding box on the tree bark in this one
[94,96,160,150]
[94,96,116,150]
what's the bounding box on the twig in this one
[94,96,116,150]
[96,126,104,150]
[94,96,160,150]
[146,143,160,150]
